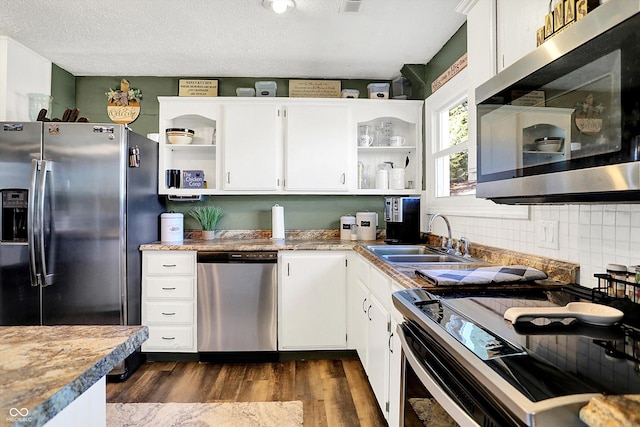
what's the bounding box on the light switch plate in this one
[537,220,559,249]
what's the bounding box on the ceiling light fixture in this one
[263,0,295,14]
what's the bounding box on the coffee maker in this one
[384,196,420,244]
[1,189,28,242]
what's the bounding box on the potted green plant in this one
[189,206,224,240]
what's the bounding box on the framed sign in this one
[179,80,218,97]
[289,80,341,98]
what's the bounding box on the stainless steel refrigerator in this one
[0,122,163,374]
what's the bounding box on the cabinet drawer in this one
[356,255,370,283]
[369,267,392,310]
[144,251,195,275]
[145,276,194,299]
[144,302,194,324]
[142,326,195,352]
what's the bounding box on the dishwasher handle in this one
[197,251,278,263]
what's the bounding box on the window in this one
[425,68,528,219]
[434,98,473,198]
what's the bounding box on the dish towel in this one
[416,265,548,286]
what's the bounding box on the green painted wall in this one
[74,76,385,137]
[51,24,468,231]
[403,22,467,100]
[50,65,76,120]
[168,195,384,231]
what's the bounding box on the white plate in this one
[504,302,624,326]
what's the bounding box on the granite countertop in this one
[140,237,357,252]
[141,229,579,287]
[0,325,148,427]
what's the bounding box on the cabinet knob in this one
[227,171,231,184]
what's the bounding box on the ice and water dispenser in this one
[1,189,28,242]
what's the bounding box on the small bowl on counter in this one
[535,137,563,152]
[166,128,195,145]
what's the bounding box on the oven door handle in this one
[398,324,479,427]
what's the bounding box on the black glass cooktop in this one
[396,285,640,401]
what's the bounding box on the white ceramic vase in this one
[201,230,217,240]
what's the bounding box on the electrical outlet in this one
[537,220,559,249]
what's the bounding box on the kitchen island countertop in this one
[0,325,148,427]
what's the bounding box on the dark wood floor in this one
[106,357,387,427]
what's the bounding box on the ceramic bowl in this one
[535,137,563,152]
[166,128,195,145]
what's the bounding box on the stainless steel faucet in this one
[460,236,471,258]
[427,213,453,254]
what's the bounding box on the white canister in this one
[389,168,405,190]
[340,215,356,240]
[160,213,184,243]
[375,169,389,189]
[356,212,378,240]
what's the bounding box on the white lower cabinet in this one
[366,293,391,416]
[348,254,403,426]
[388,293,404,427]
[278,251,348,350]
[141,250,197,353]
[349,276,370,366]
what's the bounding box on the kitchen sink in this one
[381,254,470,264]
[365,245,480,265]
[365,245,440,256]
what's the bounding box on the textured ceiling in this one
[0,0,466,79]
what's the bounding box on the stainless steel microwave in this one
[476,2,640,204]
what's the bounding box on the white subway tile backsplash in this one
[444,204,640,289]
[603,210,616,226]
[616,210,631,227]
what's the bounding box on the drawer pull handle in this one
[161,287,176,290]
[162,264,177,268]
[161,336,176,340]
[162,312,176,316]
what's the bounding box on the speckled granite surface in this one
[141,229,579,287]
[1,325,148,427]
[106,401,303,427]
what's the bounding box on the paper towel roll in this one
[272,204,285,239]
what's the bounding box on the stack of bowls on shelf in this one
[166,128,195,145]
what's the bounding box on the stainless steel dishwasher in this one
[197,251,277,356]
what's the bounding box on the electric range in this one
[392,284,640,427]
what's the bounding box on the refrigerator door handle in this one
[28,159,40,287]
[37,159,53,287]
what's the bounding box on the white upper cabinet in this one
[157,97,422,195]
[158,97,221,196]
[222,103,281,191]
[496,0,550,72]
[351,100,423,194]
[284,103,350,191]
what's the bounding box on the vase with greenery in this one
[189,206,224,239]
